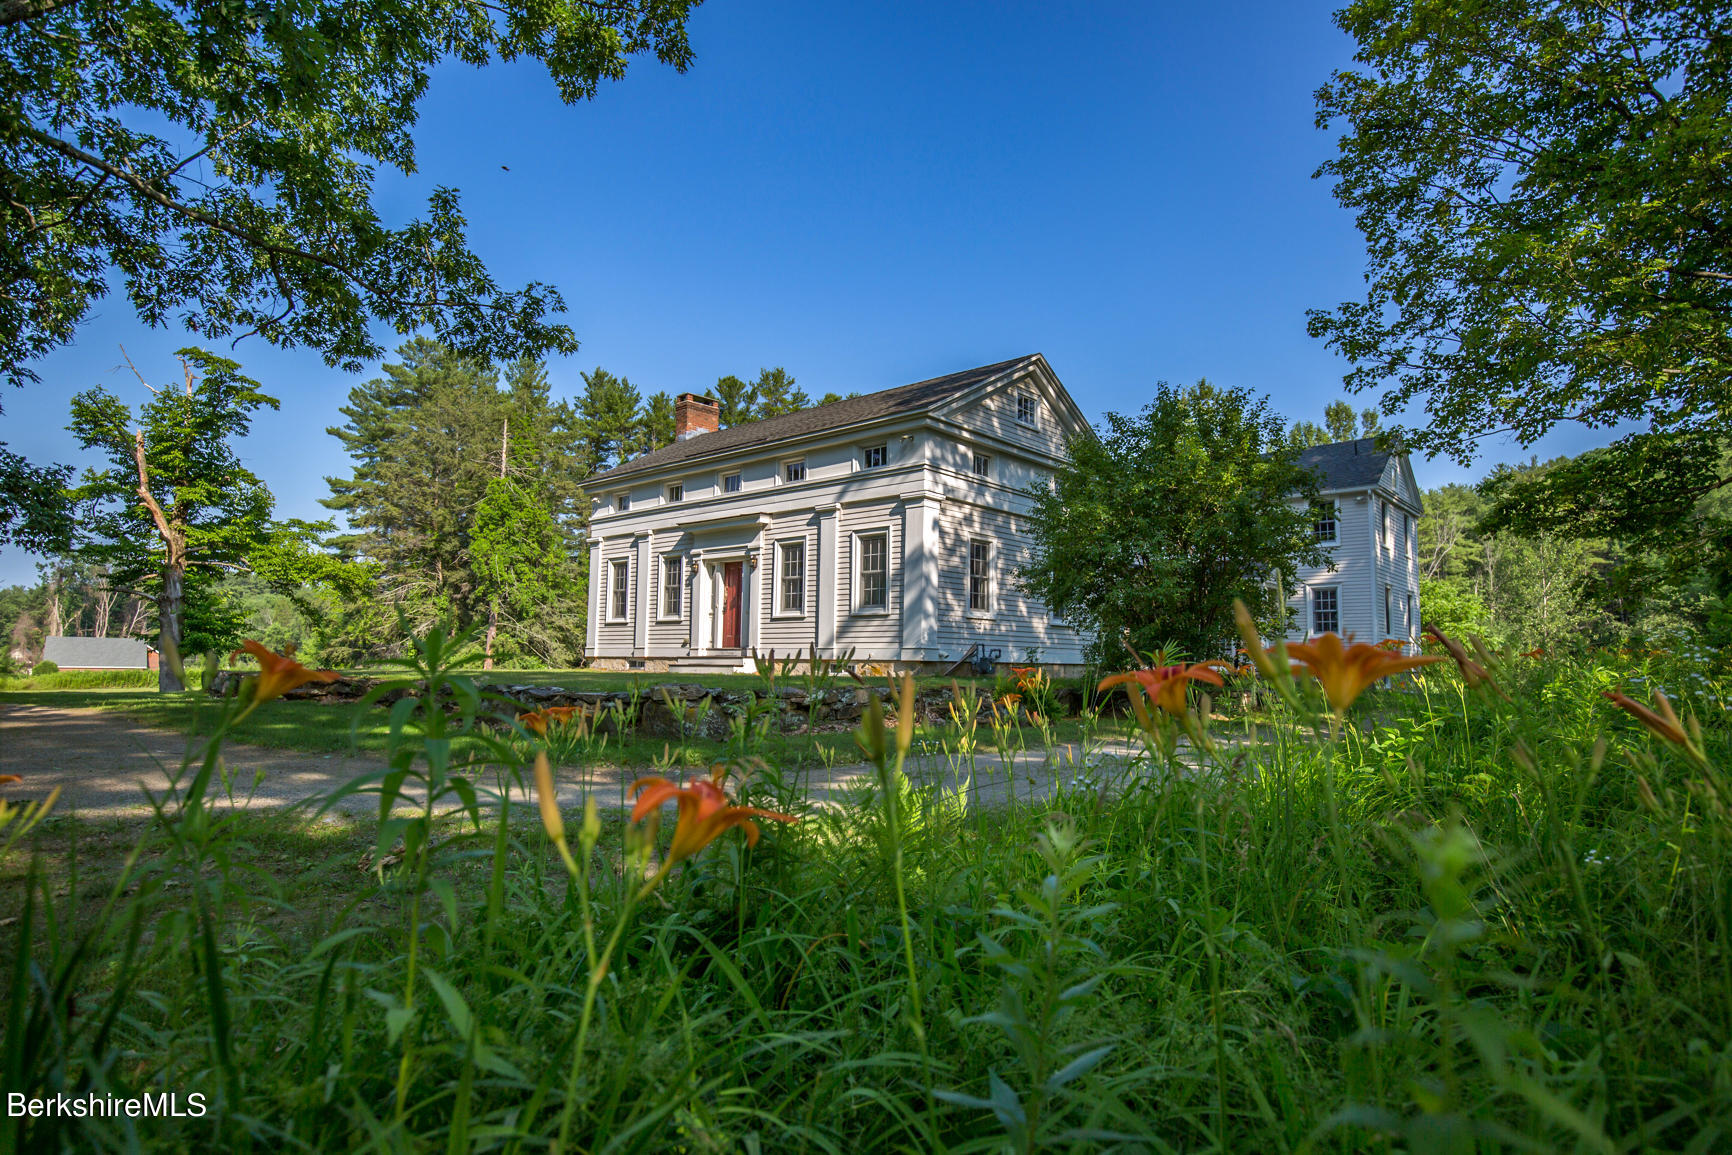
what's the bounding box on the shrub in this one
[30,659,57,675]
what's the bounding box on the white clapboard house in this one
[1288,438,1424,649]
[582,355,1092,673]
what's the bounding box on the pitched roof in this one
[1297,437,1393,491]
[586,354,1042,484]
[40,636,155,669]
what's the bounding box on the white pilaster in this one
[634,535,650,656]
[817,504,840,657]
[690,553,707,653]
[585,536,602,658]
[900,494,942,660]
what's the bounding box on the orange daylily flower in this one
[1284,633,1441,714]
[628,765,797,895]
[0,774,21,786]
[518,704,580,736]
[1098,663,1225,716]
[1604,689,1704,762]
[236,640,338,704]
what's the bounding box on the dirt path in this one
[0,703,1155,820]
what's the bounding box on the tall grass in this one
[2,633,1729,1152]
[0,668,159,691]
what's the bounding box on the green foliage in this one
[323,339,587,662]
[1311,0,1732,541]
[1417,578,1494,644]
[28,659,56,675]
[576,365,643,472]
[1288,400,1381,450]
[67,349,280,683]
[0,0,701,390]
[0,668,157,691]
[1023,379,1324,661]
[713,366,809,427]
[0,445,72,551]
[631,390,676,457]
[6,636,1731,1150]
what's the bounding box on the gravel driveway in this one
[0,702,1152,820]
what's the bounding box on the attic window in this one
[1015,393,1038,426]
[666,482,684,503]
[617,492,631,512]
[862,444,887,469]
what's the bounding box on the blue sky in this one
[0,0,1610,585]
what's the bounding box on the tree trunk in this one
[157,560,185,692]
[484,601,497,671]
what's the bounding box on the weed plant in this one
[2,628,1730,1151]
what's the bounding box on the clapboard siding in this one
[1289,480,1423,649]
[593,539,637,654]
[947,379,1074,459]
[933,501,1087,662]
[836,503,902,658]
[759,514,820,654]
[647,536,690,657]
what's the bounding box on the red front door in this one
[721,562,743,648]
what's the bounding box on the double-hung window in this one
[609,559,630,622]
[862,444,887,469]
[1311,587,1339,636]
[1383,584,1392,636]
[1015,393,1038,426]
[779,541,805,614]
[968,540,991,612]
[857,533,888,610]
[1312,500,1338,544]
[660,555,682,619]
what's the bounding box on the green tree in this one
[0,446,72,549]
[0,1,700,389]
[67,350,278,690]
[1288,401,1383,449]
[632,391,676,458]
[713,374,757,427]
[752,367,809,418]
[1022,380,1324,663]
[1311,1,1732,538]
[577,367,643,472]
[324,340,586,661]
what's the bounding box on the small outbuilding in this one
[39,636,159,672]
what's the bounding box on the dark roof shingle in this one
[1297,438,1392,491]
[585,354,1040,485]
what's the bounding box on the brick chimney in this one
[674,393,720,441]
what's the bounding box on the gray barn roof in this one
[1297,438,1392,491]
[586,354,1042,485]
[40,636,155,669]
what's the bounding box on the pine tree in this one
[713,374,756,427]
[752,367,809,418]
[323,340,587,662]
[577,367,643,470]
